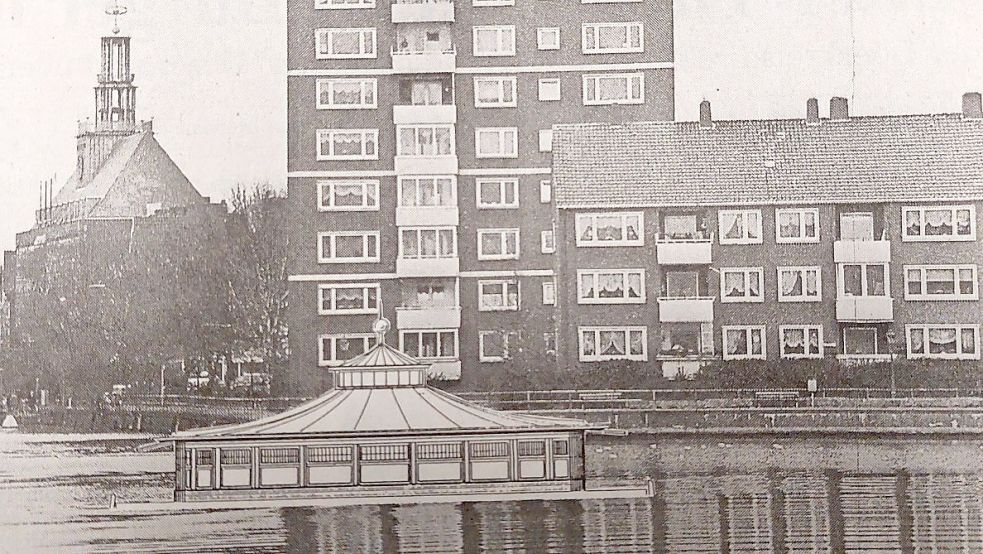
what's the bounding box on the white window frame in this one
[317,180,380,212]
[479,330,519,363]
[477,228,520,260]
[718,209,764,245]
[776,207,821,244]
[575,212,644,247]
[777,266,822,302]
[475,127,519,158]
[317,231,380,264]
[537,27,560,50]
[539,130,553,152]
[540,180,553,203]
[318,333,375,367]
[538,78,561,101]
[399,329,459,360]
[473,76,517,108]
[317,283,380,315]
[578,326,648,362]
[315,0,375,9]
[315,78,377,109]
[397,176,457,207]
[719,267,764,303]
[904,264,979,301]
[398,227,458,259]
[838,263,890,297]
[582,73,644,106]
[316,129,378,161]
[779,325,824,359]
[542,280,556,305]
[472,25,516,57]
[541,230,555,254]
[582,22,644,54]
[577,269,646,304]
[907,324,980,360]
[722,325,767,360]
[478,279,520,312]
[396,125,455,157]
[902,205,977,242]
[315,28,377,60]
[476,178,519,209]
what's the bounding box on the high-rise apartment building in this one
[286,0,675,392]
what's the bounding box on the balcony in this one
[395,306,462,330]
[394,155,458,175]
[391,48,456,74]
[657,297,715,323]
[391,0,455,24]
[396,256,460,278]
[396,206,459,227]
[833,239,891,263]
[836,296,894,322]
[393,104,457,125]
[656,234,713,265]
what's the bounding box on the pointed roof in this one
[53,132,145,207]
[338,342,427,370]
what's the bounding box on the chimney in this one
[806,98,820,125]
[699,100,712,129]
[963,92,983,119]
[830,96,849,120]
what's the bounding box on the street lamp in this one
[885,329,897,399]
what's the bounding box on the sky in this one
[1,1,982,254]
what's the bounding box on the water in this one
[2,433,983,552]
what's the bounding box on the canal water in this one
[2,432,983,552]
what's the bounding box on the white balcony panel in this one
[658,297,714,323]
[836,296,894,322]
[836,354,892,366]
[395,306,462,330]
[656,241,713,265]
[396,256,460,278]
[391,1,455,24]
[833,240,892,263]
[427,360,462,380]
[391,50,457,74]
[395,156,458,175]
[393,104,457,125]
[396,206,459,227]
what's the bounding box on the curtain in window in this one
[598,274,625,298]
[598,26,629,49]
[504,232,517,255]
[419,181,436,206]
[782,270,802,297]
[335,288,364,310]
[420,230,437,257]
[476,80,501,104]
[843,265,862,296]
[962,328,976,354]
[909,328,925,354]
[334,236,361,258]
[727,330,747,355]
[438,230,454,256]
[436,128,452,155]
[807,329,820,354]
[582,331,596,356]
[629,331,644,355]
[332,31,359,55]
[506,283,519,306]
[926,268,955,294]
[627,273,642,298]
[803,212,817,237]
[783,329,805,354]
[332,82,362,105]
[664,215,696,239]
[580,274,595,300]
[411,81,442,105]
[805,270,818,297]
[928,328,958,354]
[956,209,972,235]
[599,331,626,356]
[399,129,415,156]
[402,232,419,257]
[333,183,363,207]
[866,265,886,296]
[481,233,501,256]
[401,181,417,206]
[779,212,800,238]
[597,77,628,102]
[722,213,744,240]
[332,133,362,156]
[420,333,438,357]
[724,272,746,297]
[750,331,762,355]
[924,209,953,235]
[417,128,435,155]
[437,179,453,206]
[959,269,975,294]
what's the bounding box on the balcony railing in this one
[836,296,894,322]
[657,296,715,323]
[392,0,455,23]
[392,104,457,125]
[833,234,891,264]
[391,47,456,74]
[394,154,458,175]
[396,256,460,278]
[395,305,462,329]
[395,205,459,227]
[656,232,713,265]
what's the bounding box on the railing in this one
[656,232,713,243]
[391,46,456,56]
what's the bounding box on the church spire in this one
[94,1,137,131]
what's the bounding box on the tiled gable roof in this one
[552,113,983,208]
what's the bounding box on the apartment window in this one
[316,129,378,160]
[778,267,822,302]
[575,212,643,247]
[578,269,645,304]
[473,26,516,57]
[316,0,374,8]
[539,130,553,152]
[319,334,376,366]
[318,231,380,263]
[399,228,457,259]
[903,205,976,241]
[720,268,763,303]
[659,323,714,357]
[780,326,823,359]
[476,179,518,209]
[537,28,560,50]
[907,325,979,360]
[718,210,763,244]
[316,78,377,110]
[474,76,517,108]
[579,326,646,362]
[317,180,379,211]
[582,22,643,54]
[776,208,820,243]
[540,180,553,203]
[842,327,878,356]
[723,326,766,360]
[475,128,518,158]
[538,79,561,101]
[905,265,978,300]
[479,330,520,362]
[582,73,644,105]
[478,279,519,311]
[542,280,556,305]
[315,28,377,59]
[397,125,454,156]
[410,282,453,308]
[477,229,520,260]
[398,177,456,207]
[318,283,379,315]
[840,263,888,297]
[541,230,555,253]
[401,330,457,359]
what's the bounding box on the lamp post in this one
[885,329,897,399]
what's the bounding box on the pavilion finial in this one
[372,317,391,346]
[105,0,128,34]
